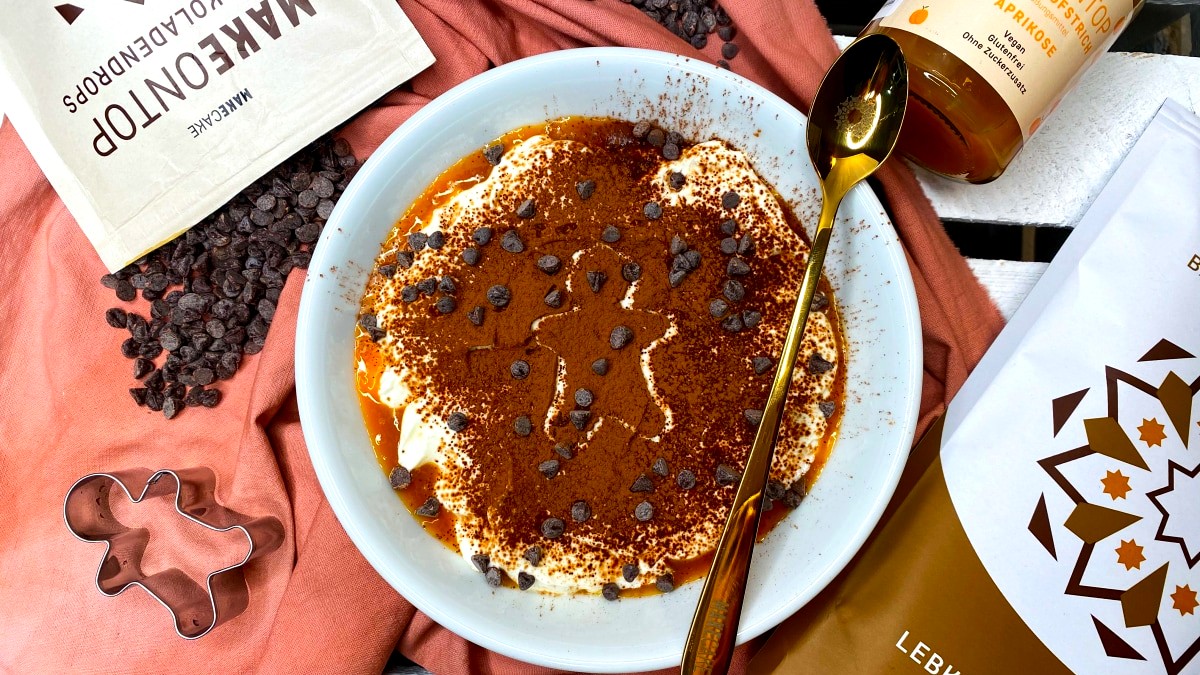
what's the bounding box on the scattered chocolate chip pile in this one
[101,135,358,418]
[622,0,740,69]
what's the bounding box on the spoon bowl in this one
[681,34,907,675]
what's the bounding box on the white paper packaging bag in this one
[0,0,434,271]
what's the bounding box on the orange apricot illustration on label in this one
[909,6,929,24]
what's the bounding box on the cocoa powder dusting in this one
[356,117,845,593]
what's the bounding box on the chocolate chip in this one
[809,353,834,375]
[471,554,490,573]
[716,464,740,485]
[819,401,836,418]
[718,25,736,41]
[468,306,485,326]
[737,233,755,256]
[571,501,592,522]
[485,567,502,588]
[447,411,469,432]
[665,131,683,145]
[602,583,620,601]
[121,336,142,357]
[396,251,415,269]
[544,288,564,308]
[524,545,543,566]
[720,237,738,255]
[116,280,136,301]
[133,358,153,379]
[721,314,744,333]
[668,269,688,288]
[811,291,829,311]
[720,219,738,236]
[510,360,530,380]
[130,388,148,406]
[752,356,774,375]
[554,444,574,460]
[721,42,740,59]
[163,396,183,419]
[727,258,751,276]
[569,410,592,430]
[609,325,633,349]
[483,143,505,165]
[514,415,533,437]
[439,276,456,294]
[621,262,642,282]
[710,299,729,318]
[518,572,535,591]
[516,199,537,219]
[591,358,610,376]
[622,564,638,582]
[389,466,411,490]
[601,225,621,243]
[723,279,745,303]
[655,574,675,593]
[417,278,437,296]
[586,270,607,293]
[744,409,763,427]
[462,247,481,266]
[501,230,525,253]
[784,486,805,508]
[576,179,596,200]
[646,128,665,146]
[407,231,428,252]
[691,33,708,49]
[632,120,652,138]
[631,474,654,493]
[193,367,215,386]
[536,254,561,274]
[643,202,663,220]
[415,497,441,517]
[541,517,565,539]
[427,231,445,250]
[652,457,669,477]
[435,297,456,314]
[101,274,120,290]
[634,501,654,522]
[574,388,594,408]
[662,142,680,160]
[676,470,697,490]
[668,171,686,190]
[538,459,560,479]
[486,285,511,308]
[765,480,786,502]
[742,310,762,328]
[669,235,688,256]
[105,308,129,328]
[473,227,494,245]
[401,285,419,303]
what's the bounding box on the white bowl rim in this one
[296,46,922,671]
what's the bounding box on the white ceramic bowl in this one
[296,47,921,672]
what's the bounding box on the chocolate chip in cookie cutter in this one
[63,467,283,639]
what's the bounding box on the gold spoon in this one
[680,34,908,675]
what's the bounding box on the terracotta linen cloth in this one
[0,1,1003,673]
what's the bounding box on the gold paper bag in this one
[752,100,1200,675]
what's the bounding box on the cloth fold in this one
[0,1,1002,673]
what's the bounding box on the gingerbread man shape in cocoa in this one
[534,245,671,440]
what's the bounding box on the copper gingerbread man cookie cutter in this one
[63,467,283,639]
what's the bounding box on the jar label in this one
[880,0,1136,139]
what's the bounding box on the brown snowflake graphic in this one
[1030,339,1200,674]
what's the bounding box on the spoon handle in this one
[680,195,840,675]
